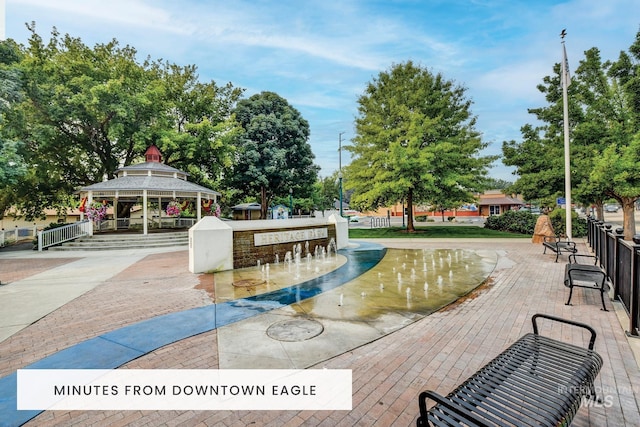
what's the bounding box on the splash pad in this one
[214,243,497,368]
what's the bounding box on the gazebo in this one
[78,145,220,235]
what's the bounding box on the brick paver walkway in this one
[1,238,639,426]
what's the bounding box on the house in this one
[477,191,523,216]
[360,190,522,219]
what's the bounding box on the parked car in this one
[518,206,541,215]
[605,204,620,213]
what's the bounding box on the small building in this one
[232,203,262,220]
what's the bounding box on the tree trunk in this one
[406,190,415,232]
[260,186,268,219]
[595,203,604,221]
[117,202,133,218]
[622,197,637,240]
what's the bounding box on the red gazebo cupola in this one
[145,145,162,163]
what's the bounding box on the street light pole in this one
[339,132,344,217]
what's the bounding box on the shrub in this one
[447,216,455,222]
[484,210,538,235]
[549,209,587,237]
[415,215,427,222]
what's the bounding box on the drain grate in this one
[232,279,266,287]
[266,319,324,342]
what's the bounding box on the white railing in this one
[150,217,196,229]
[37,220,93,251]
[0,226,38,247]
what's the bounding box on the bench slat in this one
[418,319,603,427]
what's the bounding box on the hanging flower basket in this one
[86,202,109,222]
[202,200,221,217]
[166,201,182,217]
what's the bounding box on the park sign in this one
[254,228,328,246]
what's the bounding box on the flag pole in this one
[561,30,572,240]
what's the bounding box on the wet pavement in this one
[0,238,639,426]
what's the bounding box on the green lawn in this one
[348,226,529,239]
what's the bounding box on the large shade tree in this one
[345,61,494,232]
[228,91,319,219]
[503,31,640,239]
[0,25,241,220]
[0,40,26,216]
[502,57,585,208]
[583,33,640,239]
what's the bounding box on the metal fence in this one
[587,217,640,337]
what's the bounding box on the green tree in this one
[580,36,640,239]
[152,62,243,189]
[484,178,513,190]
[502,57,585,205]
[228,91,319,219]
[504,31,640,239]
[346,61,494,232]
[317,172,340,214]
[0,39,27,217]
[0,26,241,220]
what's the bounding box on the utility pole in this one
[339,132,345,217]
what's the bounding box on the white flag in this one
[562,43,571,87]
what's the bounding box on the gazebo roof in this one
[78,146,219,199]
[80,175,219,198]
[116,161,188,178]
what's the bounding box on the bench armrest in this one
[569,253,598,265]
[532,313,597,350]
[418,390,492,427]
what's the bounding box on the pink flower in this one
[166,201,182,217]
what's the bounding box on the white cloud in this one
[7,0,640,179]
[12,0,192,34]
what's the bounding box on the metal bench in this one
[564,254,609,311]
[542,235,577,262]
[417,314,603,427]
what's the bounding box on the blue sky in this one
[4,0,640,181]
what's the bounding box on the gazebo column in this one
[143,190,148,235]
[113,195,118,231]
[197,192,202,221]
[158,197,162,229]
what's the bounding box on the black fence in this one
[587,217,640,337]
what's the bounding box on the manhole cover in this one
[267,319,324,342]
[232,279,266,287]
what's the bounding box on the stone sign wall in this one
[233,225,336,269]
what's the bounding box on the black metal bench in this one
[564,254,609,311]
[543,235,577,262]
[417,314,603,427]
